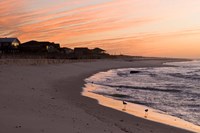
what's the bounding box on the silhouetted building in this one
[73,47,109,59]
[60,47,73,54]
[0,38,20,53]
[74,47,90,55]
[91,47,108,59]
[92,48,106,54]
[19,40,60,53]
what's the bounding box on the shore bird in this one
[144,109,149,118]
[122,101,127,111]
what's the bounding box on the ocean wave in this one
[168,73,200,80]
[86,60,200,126]
[94,83,182,93]
[117,72,129,77]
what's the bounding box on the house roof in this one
[93,47,105,52]
[74,47,89,50]
[0,38,19,43]
[60,47,73,50]
[20,40,60,48]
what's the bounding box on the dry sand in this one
[0,58,198,133]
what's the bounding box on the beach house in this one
[92,48,106,54]
[73,47,91,59]
[19,40,60,53]
[0,38,20,53]
[60,47,73,54]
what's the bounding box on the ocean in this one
[85,60,200,126]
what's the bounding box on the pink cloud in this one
[11,0,153,43]
[1,0,200,58]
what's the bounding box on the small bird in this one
[122,101,127,111]
[144,109,149,118]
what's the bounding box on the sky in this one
[0,0,200,58]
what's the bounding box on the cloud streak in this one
[0,0,154,40]
[1,0,200,57]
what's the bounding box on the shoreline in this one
[55,59,197,133]
[81,59,200,133]
[83,80,200,133]
[0,58,198,133]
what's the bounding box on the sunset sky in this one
[1,0,200,58]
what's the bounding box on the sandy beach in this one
[0,58,198,133]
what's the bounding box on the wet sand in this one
[83,84,200,133]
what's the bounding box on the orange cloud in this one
[17,0,154,43]
[1,0,154,42]
[1,0,200,58]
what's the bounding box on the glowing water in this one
[85,60,200,126]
